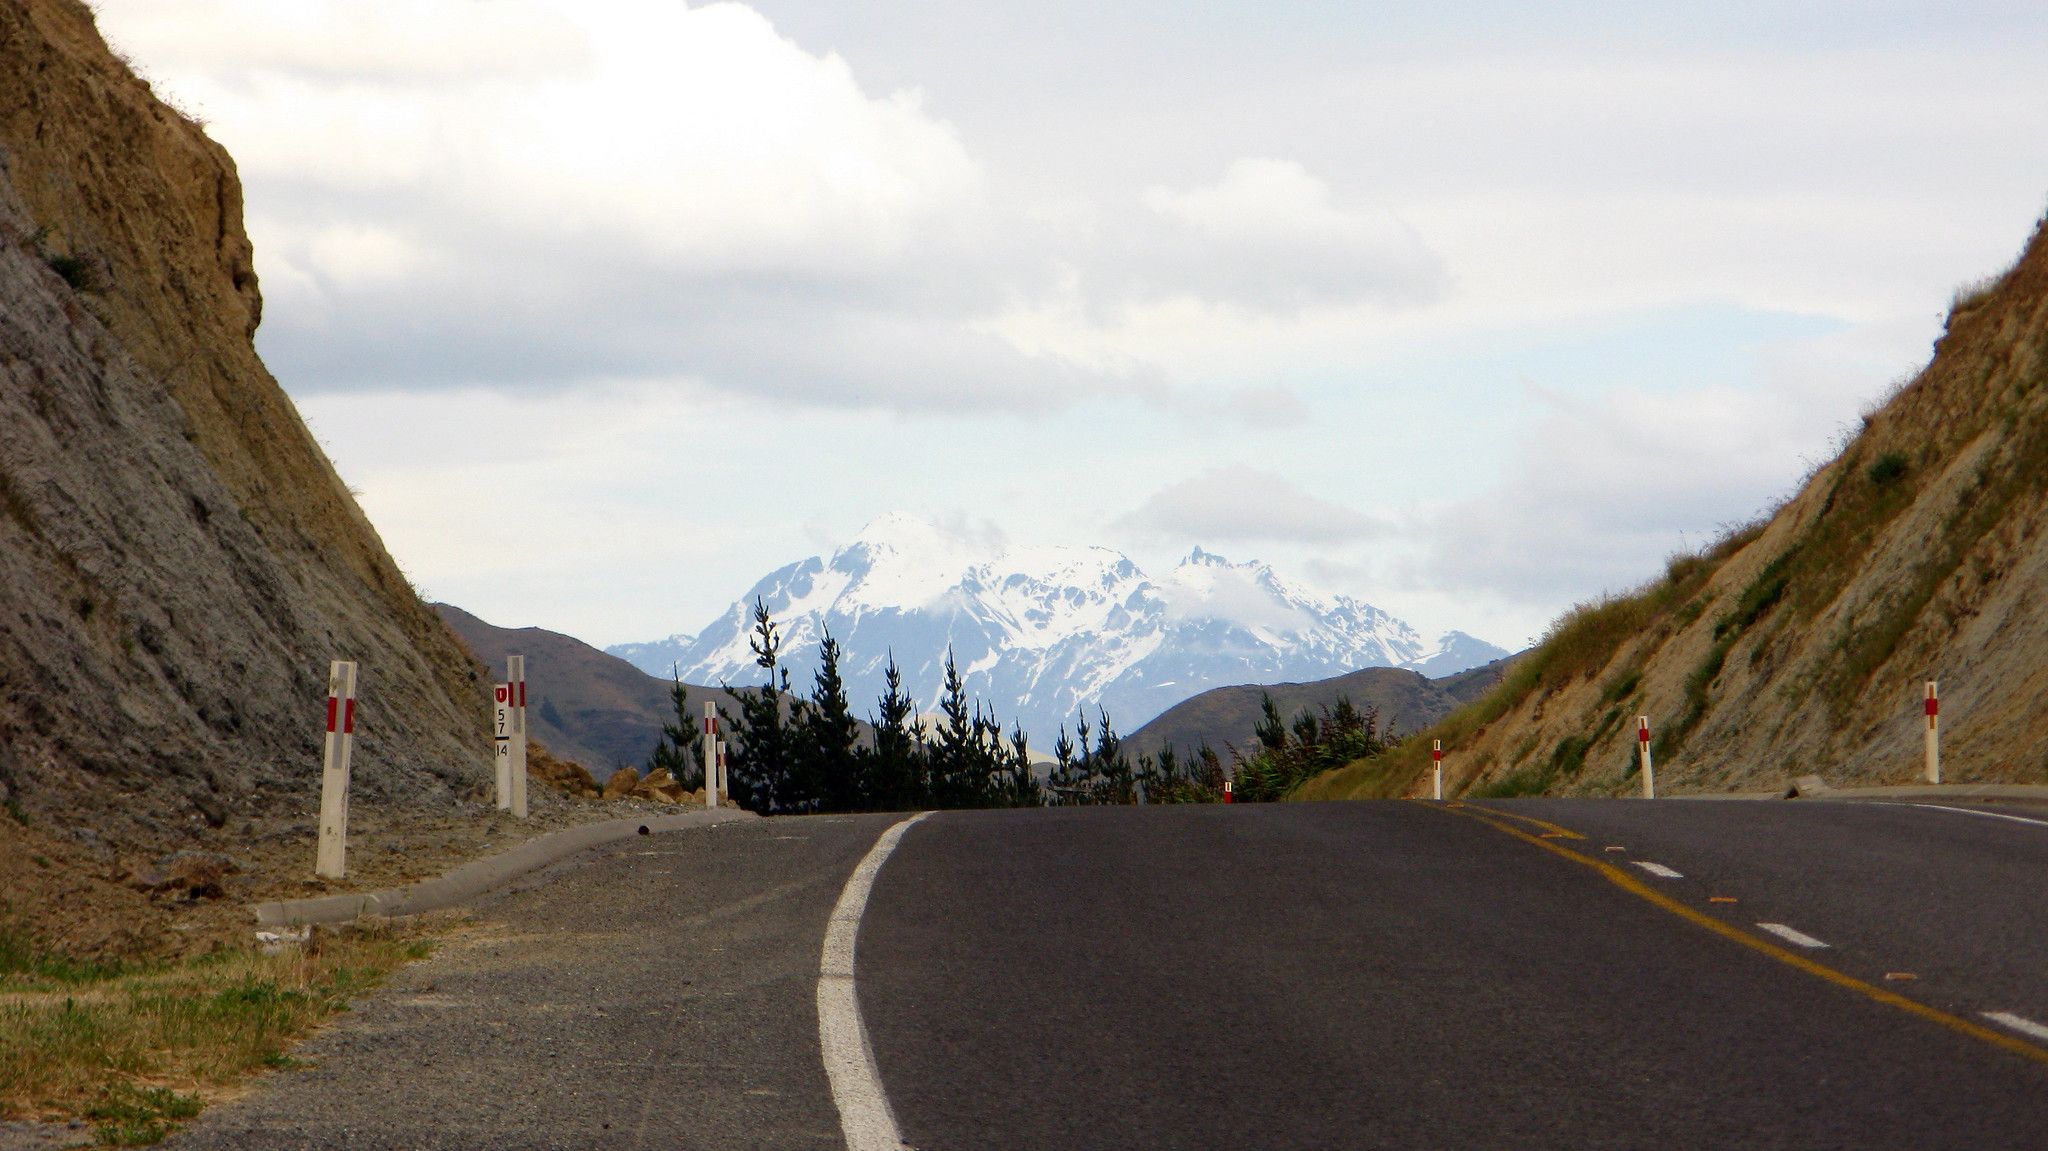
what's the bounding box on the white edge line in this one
[1983,1012,2048,1043]
[1910,803,2048,830]
[819,812,934,1151]
[1755,922,1830,949]
[1631,861,1684,879]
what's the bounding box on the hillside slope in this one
[1123,660,1512,762]
[1301,209,2048,800]
[0,0,494,951]
[436,605,755,776]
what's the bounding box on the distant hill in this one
[1123,659,1516,762]
[1302,208,2048,801]
[437,605,873,775]
[435,605,727,775]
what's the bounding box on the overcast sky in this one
[95,1,2048,651]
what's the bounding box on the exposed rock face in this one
[0,1,490,846]
[1308,211,2048,799]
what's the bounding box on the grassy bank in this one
[0,920,431,1146]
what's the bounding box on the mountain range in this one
[608,514,1506,747]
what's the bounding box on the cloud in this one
[1113,465,1387,546]
[1134,158,1446,310]
[1415,331,1897,605]
[96,0,1124,411]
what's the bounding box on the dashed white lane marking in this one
[819,812,933,1151]
[1631,861,1684,879]
[1983,1012,2048,1044]
[1911,803,2048,830]
[1755,923,1830,949]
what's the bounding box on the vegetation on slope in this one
[1297,208,2048,801]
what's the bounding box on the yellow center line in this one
[1437,804,2048,1068]
[1454,802,1586,840]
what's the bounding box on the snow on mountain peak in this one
[608,514,1505,742]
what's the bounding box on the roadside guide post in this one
[508,656,529,818]
[1638,716,1656,799]
[716,739,729,803]
[1432,739,1444,801]
[315,660,359,879]
[1223,779,1234,804]
[701,702,719,810]
[493,682,514,810]
[1924,680,1941,784]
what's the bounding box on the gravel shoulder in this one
[163,813,898,1151]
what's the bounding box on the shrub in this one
[1867,452,1909,487]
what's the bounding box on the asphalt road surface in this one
[170,800,2048,1149]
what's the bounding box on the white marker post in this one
[701,702,719,810]
[316,660,359,879]
[1432,739,1444,801]
[492,682,514,810]
[508,656,529,818]
[1638,716,1656,799]
[1924,680,1941,785]
[716,739,729,803]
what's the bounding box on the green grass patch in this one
[0,923,434,1140]
[87,1084,201,1147]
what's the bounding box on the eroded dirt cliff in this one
[0,0,507,952]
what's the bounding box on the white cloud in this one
[1136,158,1445,310]
[1416,326,1899,605]
[1113,465,1386,546]
[95,0,1114,410]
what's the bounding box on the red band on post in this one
[342,699,356,735]
[326,696,339,734]
[1926,698,1939,717]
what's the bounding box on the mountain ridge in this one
[1123,657,1517,763]
[609,515,1506,744]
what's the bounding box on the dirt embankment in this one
[0,0,628,959]
[1303,208,2048,801]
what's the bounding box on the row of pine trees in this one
[645,599,1394,814]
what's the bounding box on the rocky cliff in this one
[1301,208,2048,800]
[0,0,492,933]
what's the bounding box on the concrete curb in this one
[252,808,757,928]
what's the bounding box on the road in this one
[170,800,2048,1149]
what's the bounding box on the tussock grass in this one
[0,921,431,1145]
[1291,519,1763,802]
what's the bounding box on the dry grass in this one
[0,920,431,1145]
[1290,520,1761,802]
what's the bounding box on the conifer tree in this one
[1090,709,1134,803]
[645,674,704,790]
[723,597,793,812]
[1254,692,1288,754]
[802,629,863,811]
[1005,722,1040,807]
[932,648,977,807]
[1050,724,1077,805]
[867,652,923,810]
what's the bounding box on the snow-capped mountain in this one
[606,513,1508,745]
